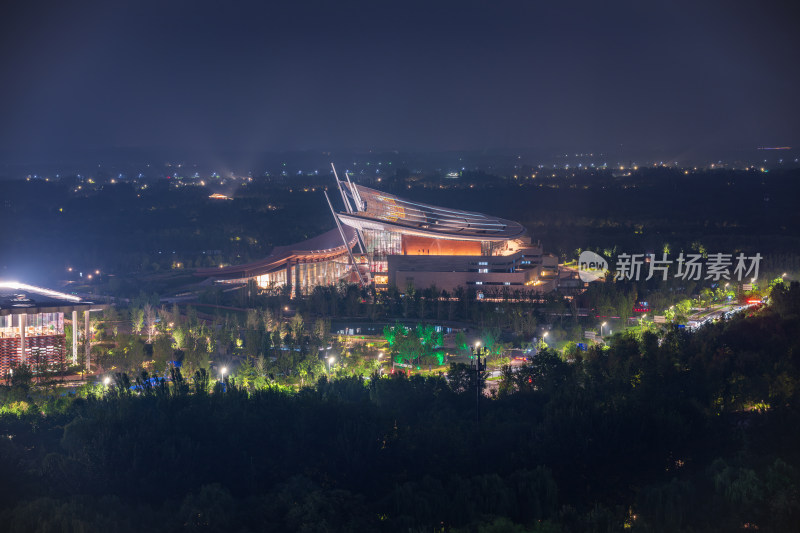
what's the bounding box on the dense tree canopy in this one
[1,285,799,531]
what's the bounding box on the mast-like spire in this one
[324,190,366,287]
[331,163,366,255]
[344,171,364,212]
[330,163,354,214]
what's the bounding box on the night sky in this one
[1,0,797,160]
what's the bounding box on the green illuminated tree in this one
[290,313,305,345]
[131,307,144,335]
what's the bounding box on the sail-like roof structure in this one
[336,185,526,241]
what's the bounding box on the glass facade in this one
[0,313,64,338]
[481,241,505,256]
[293,260,351,296]
[254,259,351,295]
[254,269,288,291]
[362,229,402,274]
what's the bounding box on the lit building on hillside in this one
[0,282,100,374]
[198,166,563,297]
[197,227,360,298]
[334,182,557,293]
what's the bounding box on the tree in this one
[290,313,305,346]
[172,327,187,350]
[262,308,277,332]
[246,308,260,330]
[143,303,157,343]
[454,331,469,356]
[131,307,144,335]
[313,318,330,346]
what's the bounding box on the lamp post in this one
[600,321,607,337]
[328,356,335,373]
[220,366,227,382]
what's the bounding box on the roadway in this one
[686,302,758,330]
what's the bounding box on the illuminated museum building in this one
[0,283,97,374]
[201,171,559,297]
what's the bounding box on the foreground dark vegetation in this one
[1,284,799,532]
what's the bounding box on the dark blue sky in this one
[1,0,797,161]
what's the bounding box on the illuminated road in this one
[686,302,758,330]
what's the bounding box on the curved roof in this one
[337,185,526,242]
[0,282,97,316]
[196,227,357,280]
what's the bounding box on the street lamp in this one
[328,356,335,372]
[220,366,227,382]
[600,322,607,337]
[103,376,111,387]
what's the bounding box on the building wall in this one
[401,235,481,256]
[388,254,539,293]
[25,335,66,370]
[0,338,20,374]
[393,270,532,293]
[0,334,65,374]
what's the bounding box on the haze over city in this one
[1,0,798,171]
